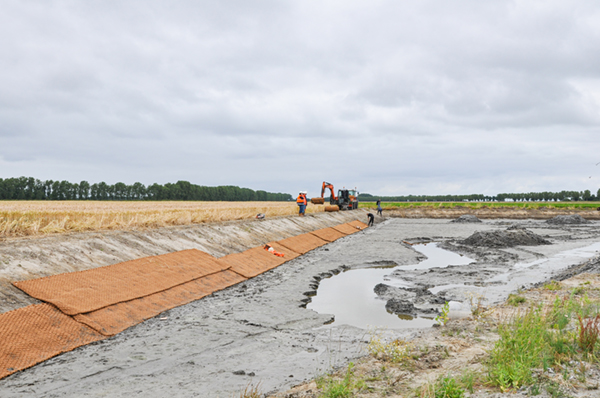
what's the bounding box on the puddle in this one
[307,243,473,330]
[483,241,600,303]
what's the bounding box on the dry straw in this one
[0,201,324,239]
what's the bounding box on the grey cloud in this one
[1,1,600,197]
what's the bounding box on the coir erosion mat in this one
[277,233,328,254]
[14,249,229,315]
[0,304,105,379]
[1,220,367,379]
[217,246,293,278]
[332,222,362,235]
[74,270,247,336]
[310,227,347,242]
[348,220,368,230]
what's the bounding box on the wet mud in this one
[1,217,600,397]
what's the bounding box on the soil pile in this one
[546,214,589,224]
[450,214,482,223]
[460,228,551,248]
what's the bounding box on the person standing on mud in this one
[296,191,307,216]
[367,212,374,226]
[376,199,383,216]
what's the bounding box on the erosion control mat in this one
[74,270,246,336]
[217,246,291,278]
[333,222,363,235]
[348,220,368,230]
[277,233,328,255]
[1,220,361,378]
[310,227,347,242]
[14,249,229,315]
[0,304,105,379]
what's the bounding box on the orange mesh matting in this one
[332,222,363,235]
[0,304,105,379]
[217,247,288,278]
[310,227,347,242]
[277,233,328,255]
[14,249,229,315]
[348,220,369,229]
[74,270,246,336]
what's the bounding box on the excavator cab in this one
[336,188,359,210]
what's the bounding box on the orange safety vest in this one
[296,194,306,205]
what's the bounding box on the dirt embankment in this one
[0,210,369,314]
[383,206,600,220]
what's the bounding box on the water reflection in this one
[307,243,473,329]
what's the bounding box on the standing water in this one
[307,243,473,329]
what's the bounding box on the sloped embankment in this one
[0,212,368,379]
[0,210,369,314]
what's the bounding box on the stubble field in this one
[0,201,322,239]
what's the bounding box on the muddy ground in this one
[1,213,599,397]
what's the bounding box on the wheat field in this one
[0,201,324,239]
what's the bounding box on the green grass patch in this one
[507,294,526,307]
[317,363,365,398]
[487,292,600,392]
[358,201,600,210]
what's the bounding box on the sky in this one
[1,1,600,198]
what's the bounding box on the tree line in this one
[0,177,292,201]
[359,189,600,202]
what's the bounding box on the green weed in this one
[435,374,464,398]
[318,363,364,398]
[435,302,450,326]
[487,307,550,390]
[544,281,562,291]
[416,374,465,398]
[507,294,526,307]
[367,333,412,363]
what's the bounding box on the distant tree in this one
[79,181,90,200]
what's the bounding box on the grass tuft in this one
[577,314,600,354]
[507,294,526,307]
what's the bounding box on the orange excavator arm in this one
[321,181,337,200]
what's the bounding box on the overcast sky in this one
[1,1,599,197]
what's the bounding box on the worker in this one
[376,199,383,216]
[296,191,307,216]
[367,212,374,227]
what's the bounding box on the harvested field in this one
[0,201,323,239]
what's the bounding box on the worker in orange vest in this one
[296,191,308,216]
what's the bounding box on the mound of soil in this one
[450,215,482,223]
[546,214,589,224]
[384,298,417,316]
[460,228,551,248]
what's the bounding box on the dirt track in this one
[1,212,600,397]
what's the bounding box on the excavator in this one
[311,181,359,210]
